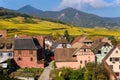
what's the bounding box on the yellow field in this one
[0,17,120,41]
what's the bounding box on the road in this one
[38,61,54,80]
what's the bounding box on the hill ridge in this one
[17,5,120,27]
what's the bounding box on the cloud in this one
[58,0,120,10]
[115,0,120,5]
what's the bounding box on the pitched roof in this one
[72,45,91,56]
[71,42,83,48]
[14,38,41,50]
[90,42,110,51]
[54,48,77,62]
[83,39,93,43]
[81,45,90,49]
[71,36,86,45]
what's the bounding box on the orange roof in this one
[72,36,86,45]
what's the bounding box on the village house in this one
[45,36,71,61]
[103,45,120,80]
[0,30,14,68]
[14,37,44,68]
[54,44,95,69]
[54,48,79,68]
[0,38,14,68]
[72,35,112,48]
[56,37,71,48]
[72,45,95,68]
[91,42,113,63]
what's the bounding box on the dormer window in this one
[104,45,106,47]
[62,43,66,48]
[0,43,4,49]
[6,43,12,49]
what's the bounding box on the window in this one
[104,45,106,47]
[115,58,119,61]
[104,52,107,54]
[17,57,22,61]
[110,57,120,62]
[115,72,119,76]
[119,65,120,69]
[6,43,12,49]
[80,61,82,64]
[30,57,33,61]
[109,65,113,69]
[8,53,12,57]
[98,50,101,54]
[85,60,87,64]
[0,43,4,49]
[110,58,112,61]
[0,53,3,57]
[84,49,86,52]
[116,50,118,53]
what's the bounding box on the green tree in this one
[108,36,117,46]
[0,66,18,80]
[69,68,85,80]
[63,30,69,41]
[84,63,109,80]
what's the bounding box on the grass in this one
[1,16,120,41]
[10,68,43,77]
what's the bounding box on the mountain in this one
[0,7,31,18]
[18,5,43,17]
[18,5,120,27]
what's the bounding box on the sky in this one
[0,0,120,17]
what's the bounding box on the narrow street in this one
[38,61,54,80]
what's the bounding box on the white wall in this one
[106,47,120,72]
[0,52,13,63]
